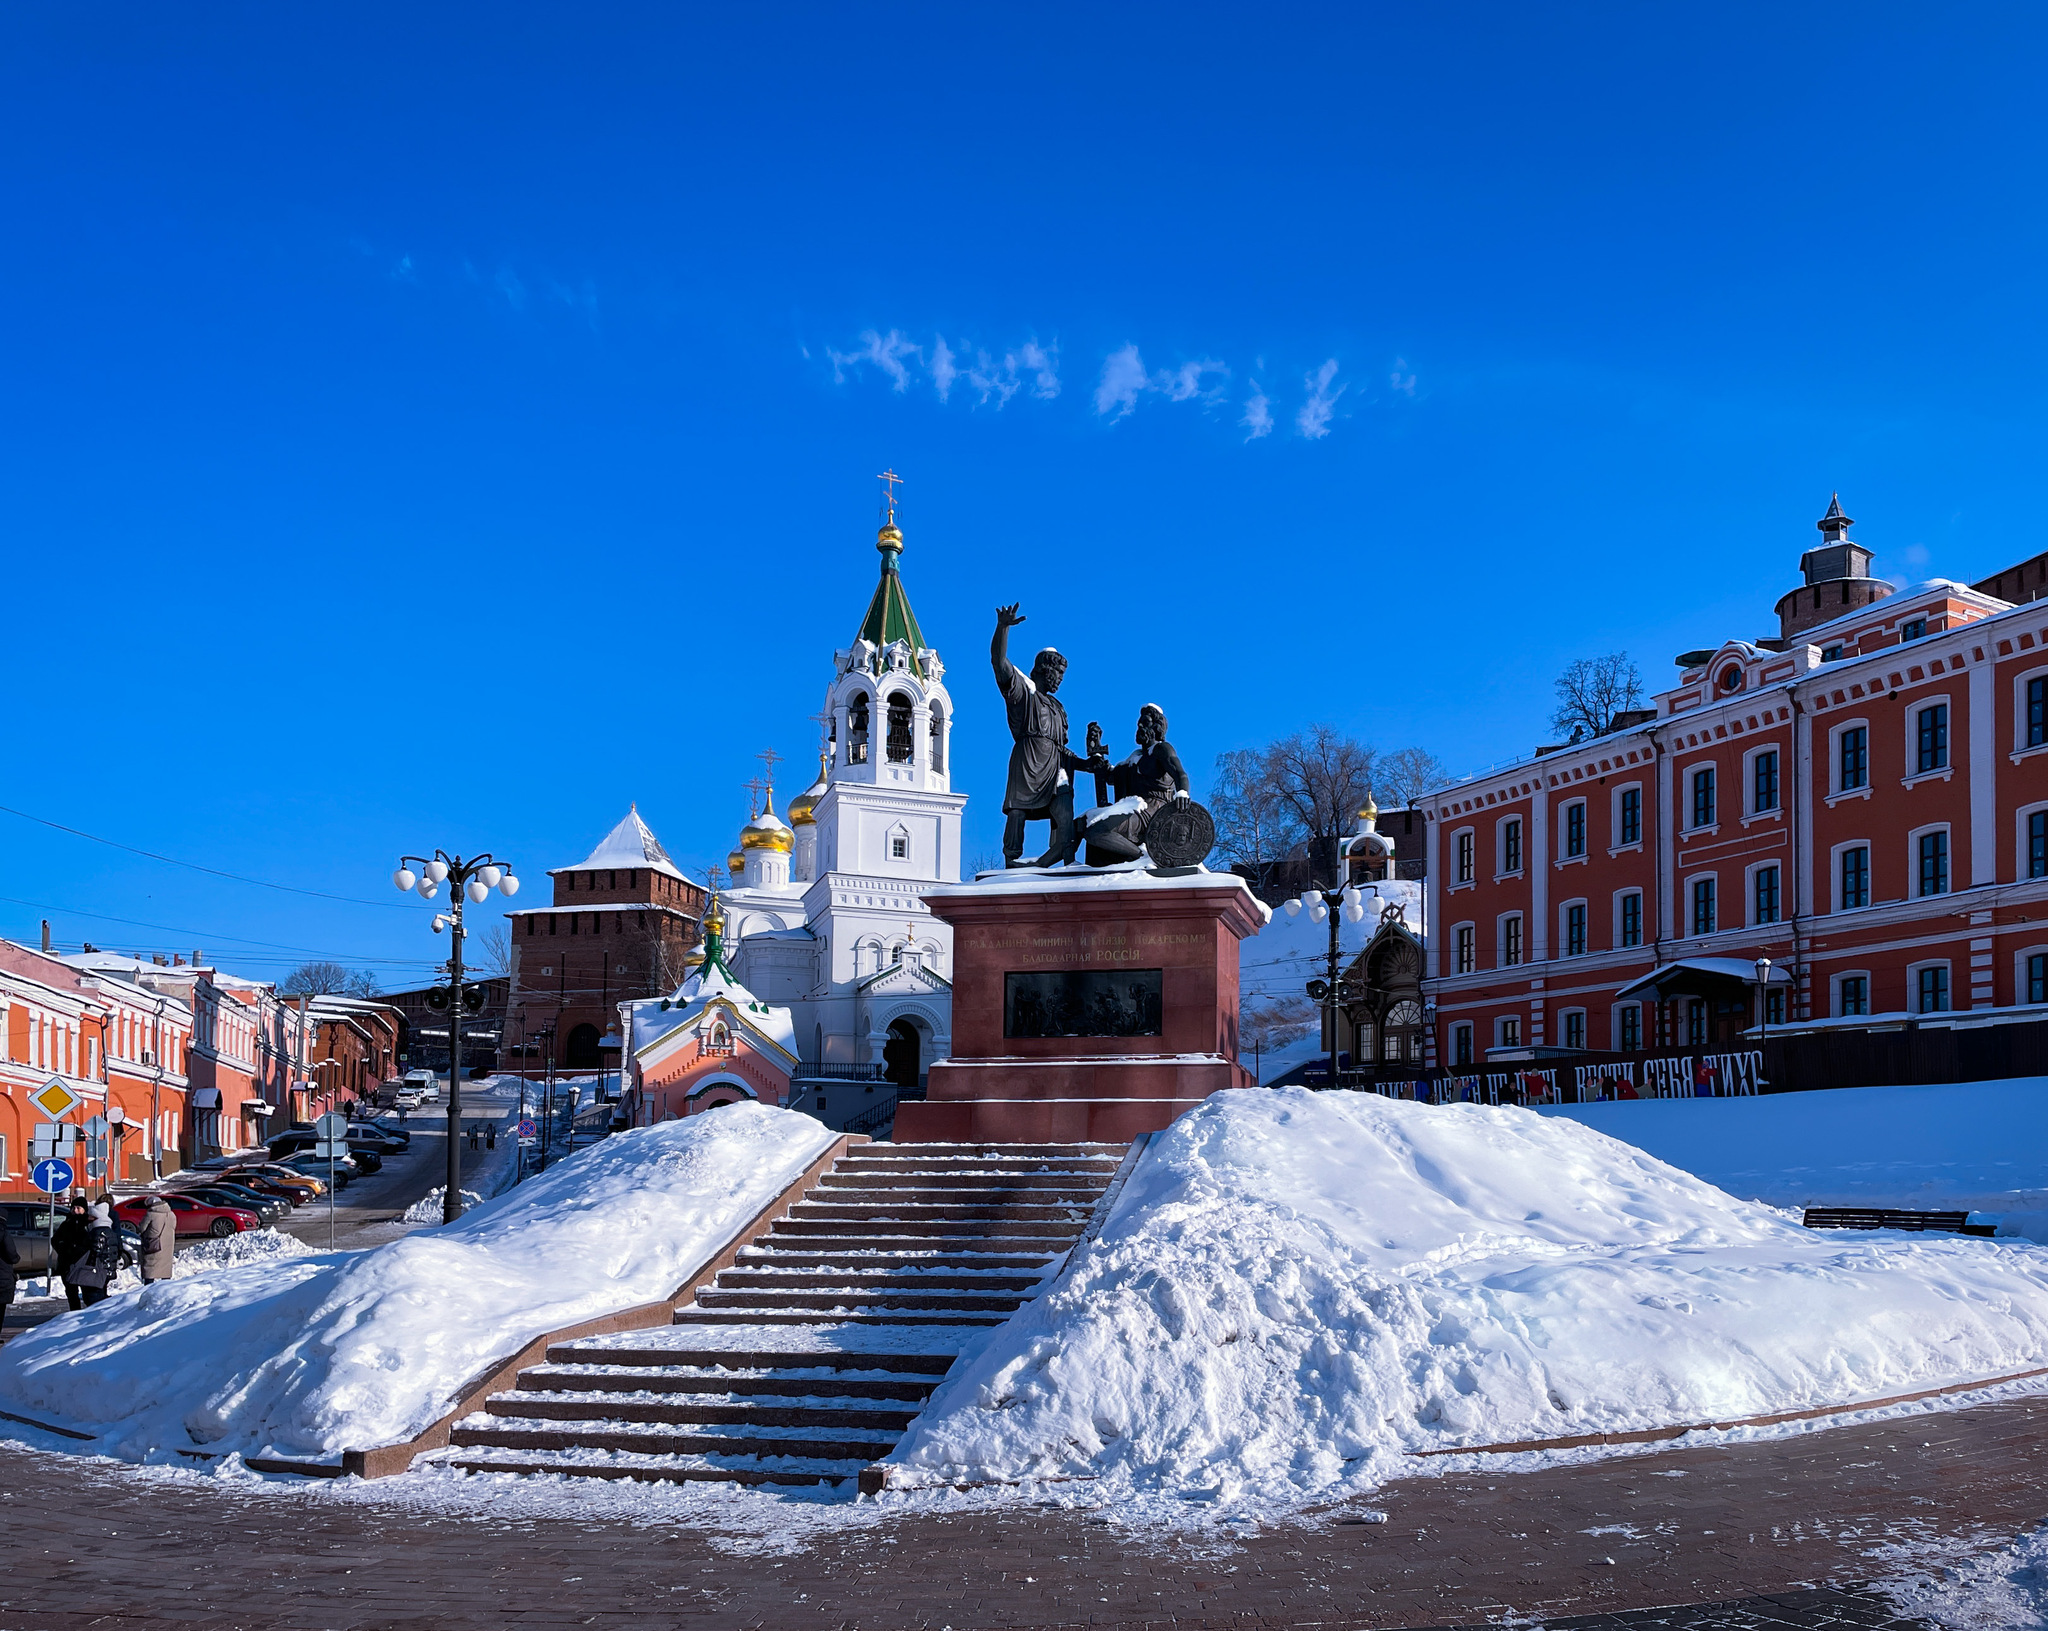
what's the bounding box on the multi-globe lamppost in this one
[1280,875,1375,1086]
[391,849,520,1224]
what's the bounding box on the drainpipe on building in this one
[1649,724,1667,1049]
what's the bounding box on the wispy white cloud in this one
[828,329,1059,408]
[1297,359,1344,439]
[930,336,959,402]
[1095,344,1151,420]
[1241,383,1273,440]
[1093,345,1230,422]
[1389,358,1416,397]
[495,265,528,311]
[829,329,921,392]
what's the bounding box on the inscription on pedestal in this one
[1004,969,1163,1038]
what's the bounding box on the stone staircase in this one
[435,1141,1124,1487]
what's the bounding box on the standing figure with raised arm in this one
[991,603,1092,867]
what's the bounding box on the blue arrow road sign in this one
[31,1158,74,1193]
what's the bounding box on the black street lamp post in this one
[392,850,521,1224]
[1281,876,1375,1086]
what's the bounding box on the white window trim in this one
[1832,968,1873,1018]
[1742,743,1783,817]
[1745,857,1784,926]
[1906,956,1954,1014]
[1907,820,1954,899]
[1558,897,1590,957]
[1450,921,1477,976]
[1903,692,1955,782]
[1828,838,1875,914]
[1449,1021,1476,1068]
[1495,816,1525,881]
[1828,717,1873,798]
[1498,911,1525,969]
[2018,801,2048,883]
[1685,870,1720,938]
[2015,944,2048,1006]
[2010,664,2048,757]
[1495,1014,1522,1049]
[1682,760,1719,833]
[1613,888,1646,950]
[1612,1001,1645,1052]
[1558,798,1589,863]
[1558,1007,1589,1050]
[1610,781,1645,853]
[1450,825,1478,888]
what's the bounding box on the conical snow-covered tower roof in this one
[551,804,687,883]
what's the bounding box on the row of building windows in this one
[1445,955,2048,1063]
[524,912,657,936]
[1451,812,2048,969]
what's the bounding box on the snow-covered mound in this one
[171,1229,316,1275]
[0,1104,833,1463]
[887,1089,2048,1504]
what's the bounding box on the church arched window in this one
[847,693,871,763]
[886,692,914,763]
[928,703,945,771]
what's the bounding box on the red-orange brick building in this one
[1422,500,2048,1068]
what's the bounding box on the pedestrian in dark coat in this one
[52,1199,93,1311]
[68,1202,128,1307]
[0,1227,19,1335]
[138,1197,176,1284]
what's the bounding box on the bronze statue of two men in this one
[992,603,1193,869]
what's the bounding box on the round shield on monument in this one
[1145,800,1216,869]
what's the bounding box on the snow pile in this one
[1541,1076,2048,1213]
[402,1186,486,1223]
[1878,1523,2048,1630]
[172,1229,316,1276]
[0,1104,834,1463]
[887,1089,2048,1504]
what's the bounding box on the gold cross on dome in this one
[744,774,767,819]
[755,747,783,798]
[877,468,904,522]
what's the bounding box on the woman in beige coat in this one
[138,1196,177,1285]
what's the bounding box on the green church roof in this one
[856,521,926,673]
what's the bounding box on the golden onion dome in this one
[787,754,829,827]
[1358,795,1379,822]
[740,791,795,853]
[726,847,745,876]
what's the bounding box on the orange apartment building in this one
[1422,500,2048,1071]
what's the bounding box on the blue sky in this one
[4,4,2046,985]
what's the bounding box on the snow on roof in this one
[1614,957,1794,1000]
[551,805,687,882]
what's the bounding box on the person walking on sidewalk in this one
[138,1196,176,1286]
[52,1197,93,1311]
[66,1202,129,1308]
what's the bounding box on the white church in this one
[664,500,967,1113]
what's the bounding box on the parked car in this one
[225,1162,326,1202]
[364,1118,412,1145]
[172,1184,292,1225]
[344,1128,408,1154]
[392,1087,426,1110]
[175,1170,307,1208]
[112,1193,261,1238]
[277,1153,358,1189]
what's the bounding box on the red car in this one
[114,1193,261,1238]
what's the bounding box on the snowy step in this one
[856,1142,1123,1157]
[546,1342,957,1373]
[671,1307,1007,1327]
[448,1417,899,1462]
[693,1287,1030,1313]
[438,1446,865,1487]
[786,1188,1105,1213]
[484,1392,920,1431]
[769,1214,1085,1235]
[820,1171,1113,1191]
[518,1365,939,1402]
[734,1249,1062,1271]
[715,1270,1047,1293]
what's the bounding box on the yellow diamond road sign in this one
[30,1077,83,1120]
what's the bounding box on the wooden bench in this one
[1802,1207,1996,1237]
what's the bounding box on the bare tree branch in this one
[473,923,512,976]
[1550,653,1645,741]
[1374,746,1452,807]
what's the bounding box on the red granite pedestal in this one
[892,867,1270,1144]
